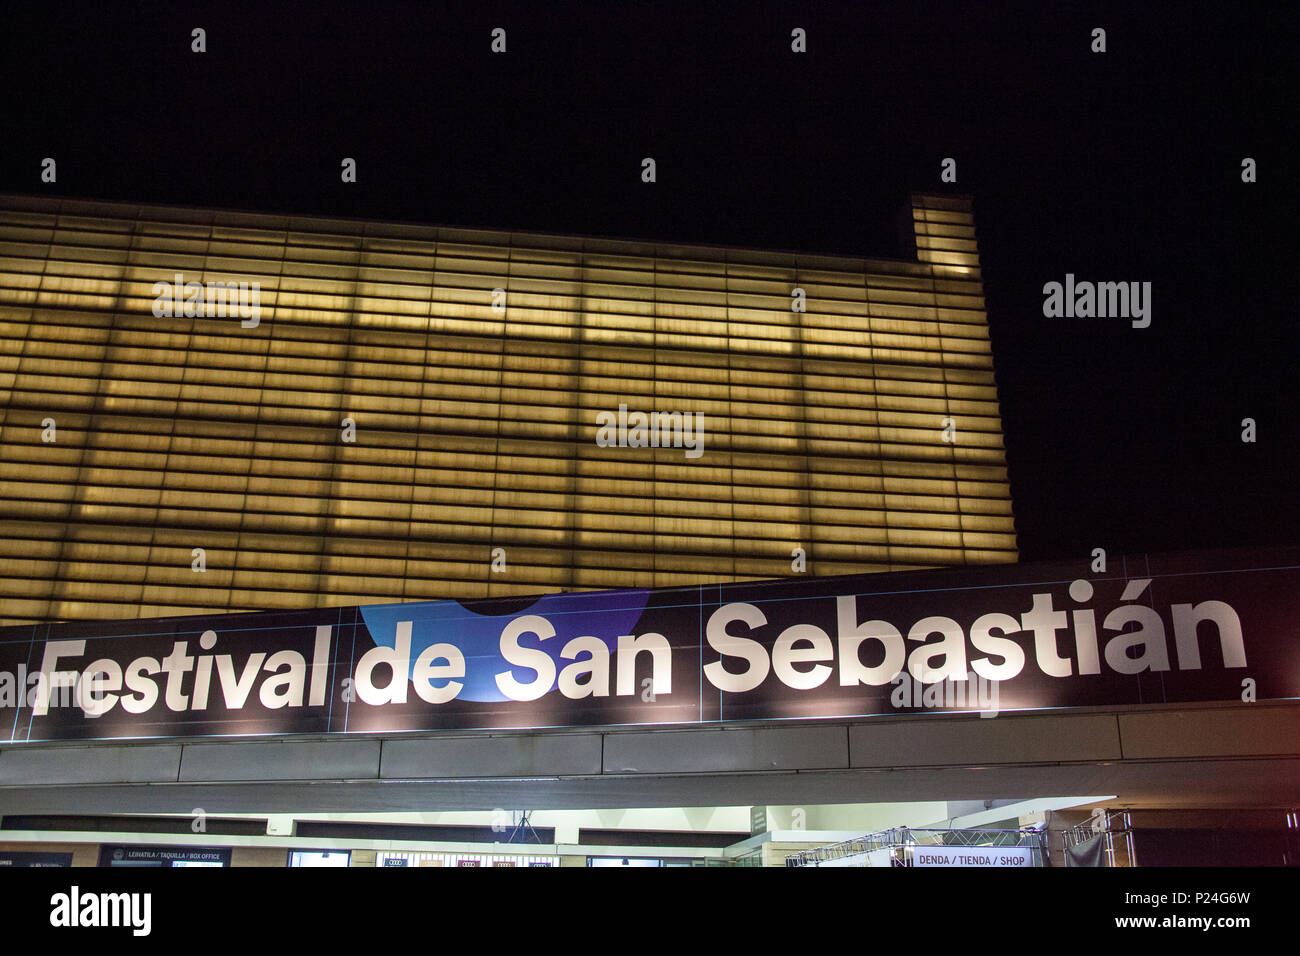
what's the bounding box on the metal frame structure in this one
[786,825,1049,867]
[1061,810,1136,867]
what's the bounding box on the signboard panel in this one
[0,547,1294,743]
[913,846,1036,868]
[97,846,232,867]
[0,851,73,867]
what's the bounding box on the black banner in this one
[96,846,232,868]
[1,546,1295,742]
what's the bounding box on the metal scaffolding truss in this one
[1062,810,1136,866]
[787,826,1048,867]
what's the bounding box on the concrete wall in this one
[0,702,1295,814]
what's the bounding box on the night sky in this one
[2,1,1294,564]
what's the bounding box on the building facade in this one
[0,195,1295,871]
[0,192,1014,625]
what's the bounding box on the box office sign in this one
[97,845,231,867]
[1,547,1296,742]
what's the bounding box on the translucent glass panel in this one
[0,194,1016,623]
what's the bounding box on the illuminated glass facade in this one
[0,192,1015,624]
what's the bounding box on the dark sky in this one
[2,0,1295,564]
